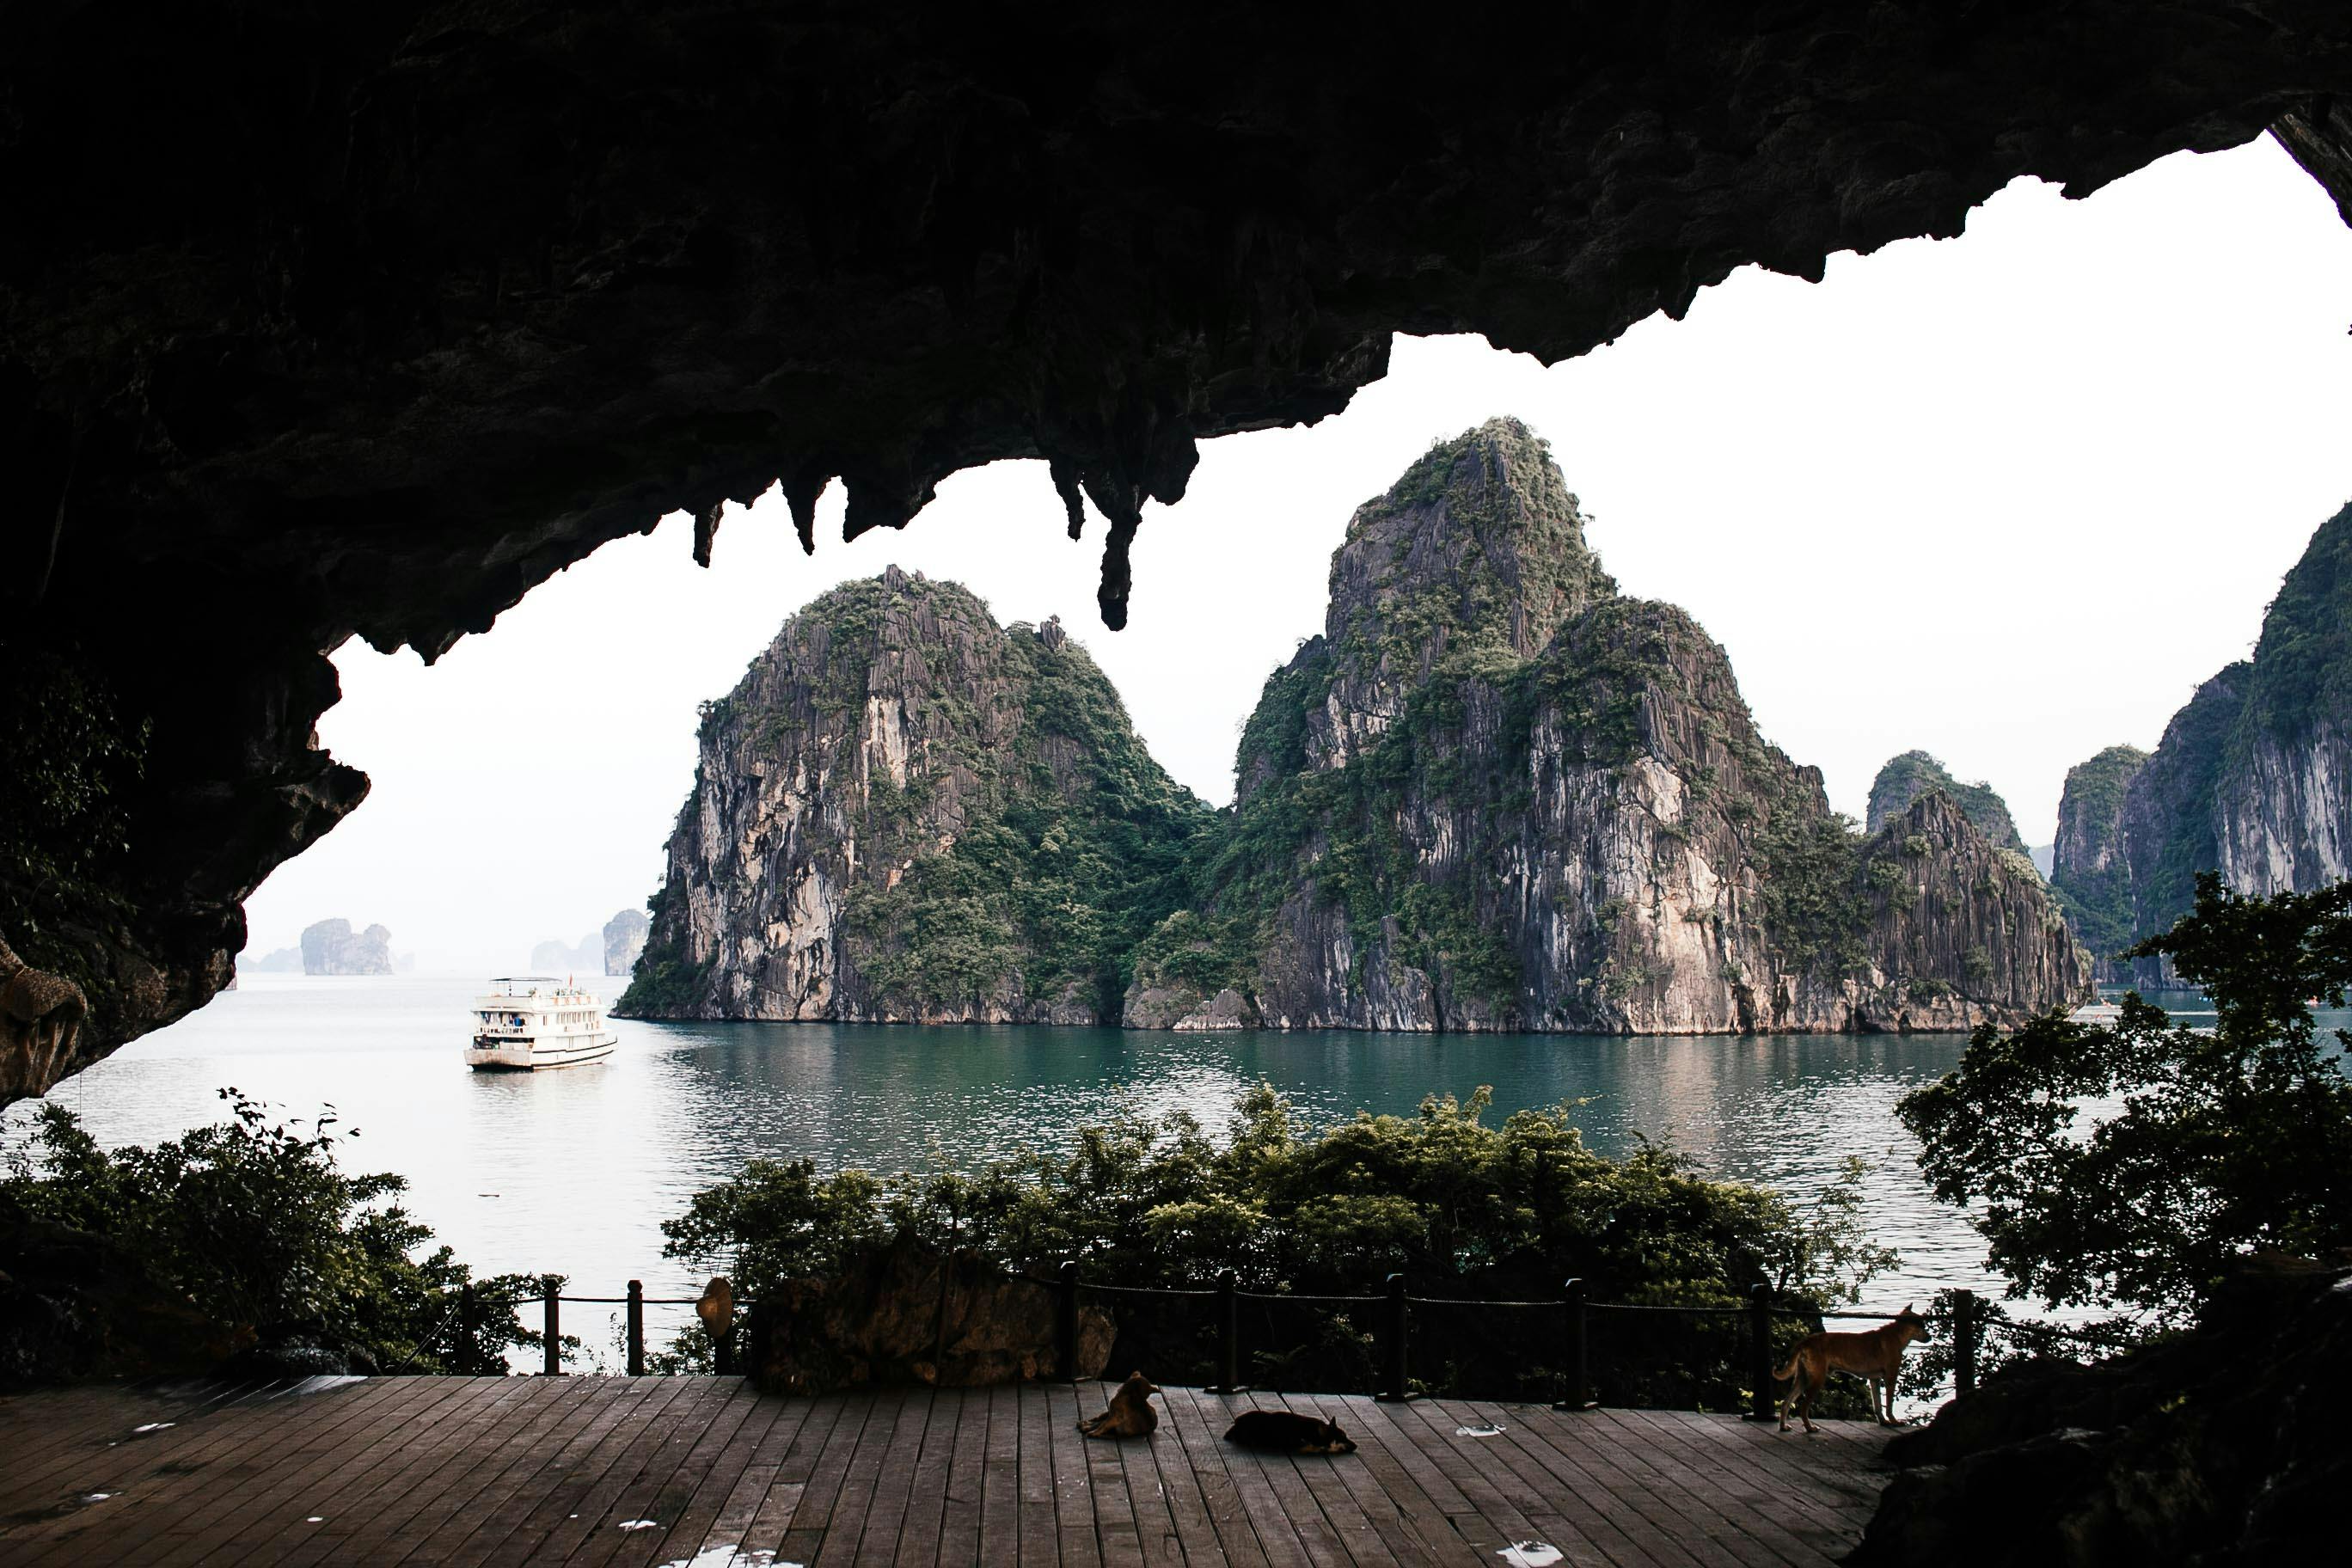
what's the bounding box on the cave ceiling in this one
[3,0,2350,1098]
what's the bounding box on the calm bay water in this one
[0,972,2052,1354]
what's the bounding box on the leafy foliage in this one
[0,649,150,1005]
[2,1091,551,1374]
[664,1084,1897,1405]
[1899,873,2352,1330]
[1865,751,2027,854]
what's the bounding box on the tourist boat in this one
[466,977,616,1070]
[2066,1000,2124,1025]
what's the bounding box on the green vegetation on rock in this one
[621,573,1212,1021]
[1866,750,2028,856]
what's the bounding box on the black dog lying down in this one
[1223,1409,1357,1455]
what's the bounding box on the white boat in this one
[466,977,616,1070]
[2067,1000,2124,1025]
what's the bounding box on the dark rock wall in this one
[3,3,2348,1098]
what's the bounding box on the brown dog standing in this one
[1077,1371,1161,1439]
[1773,1304,1927,1432]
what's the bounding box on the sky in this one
[244,135,2352,974]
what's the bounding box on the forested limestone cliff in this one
[1123,420,2089,1033]
[616,568,1209,1023]
[2053,502,2352,983]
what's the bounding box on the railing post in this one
[1055,1261,1080,1382]
[714,1312,736,1377]
[1215,1270,1240,1394]
[1376,1273,1409,1403]
[1554,1277,1591,1411]
[1953,1289,1977,1397]
[1745,1283,1773,1422]
[542,1280,562,1377]
[627,1279,646,1376]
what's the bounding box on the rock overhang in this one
[3,0,2350,1093]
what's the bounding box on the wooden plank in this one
[1124,1384,1228,1568]
[1017,1375,1061,1568]
[566,1379,768,1568]
[775,1387,885,1565]
[1472,1401,1777,1568]
[637,1390,799,1568]
[211,1374,557,1568]
[1250,1394,1393,1568]
[1041,1384,1106,1568]
[1228,1394,1351,1568]
[56,1377,487,1568]
[976,1384,1020,1568]
[737,1393,852,1558]
[1168,1387,1314,1568]
[1590,1409,1850,1568]
[1387,1395,1629,1568]
[1283,1393,1469,1568]
[1155,1387,1277,1568]
[439,1375,710,1568]
[514,1376,745,1566]
[0,1381,267,1507]
[398,1378,620,1567]
[936,1387,990,1568]
[892,1387,965,1568]
[847,1387,936,1568]
[3,1376,430,1551]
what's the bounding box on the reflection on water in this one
[30,974,2325,1344]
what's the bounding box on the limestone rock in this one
[1866,751,2030,857]
[603,909,650,977]
[2054,502,2352,985]
[529,933,600,973]
[298,919,395,977]
[2049,744,2152,982]
[616,573,1210,1022]
[746,1244,1112,1396]
[9,4,2351,1103]
[1127,420,2090,1033]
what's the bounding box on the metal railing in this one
[1023,1264,1997,1419]
[402,1281,741,1377]
[408,1268,2119,1415]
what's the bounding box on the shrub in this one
[2,1091,550,1375]
[663,1085,1896,1407]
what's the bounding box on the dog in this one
[1773,1304,1927,1432]
[1222,1408,1357,1455]
[1077,1371,1161,1439]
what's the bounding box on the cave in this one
[4,2,2351,1102]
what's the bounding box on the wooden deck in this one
[0,1376,1895,1566]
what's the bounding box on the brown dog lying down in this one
[1078,1372,1161,1439]
[1773,1304,1928,1432]
[1223,1409,1357,1455]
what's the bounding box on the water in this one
[5,974,2030,1352]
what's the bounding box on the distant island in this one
[603,909,648,976]
[298,918,395,977]
[619,419,2089,1032]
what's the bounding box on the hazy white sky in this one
[247,136,2352,973]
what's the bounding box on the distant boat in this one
[466,977,616,1070]
[2066,1001,2124,1026]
